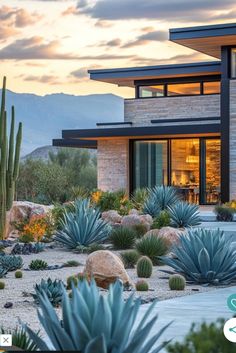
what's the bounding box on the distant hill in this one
[2,90,124,155]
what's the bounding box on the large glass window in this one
[204,139,221,204]
[231,48,236,78]
[203,81,221,94]
[139,85,164,98]
[133,140,167,189]
[167,82,200,96]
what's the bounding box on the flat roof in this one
[53,138,97,149]
[170,22,236,59]
[88,61,221,87]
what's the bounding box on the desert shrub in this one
[136,234,169,265]
[225,199,236,210]
[0,326,39,351]
[120,250,140,268]
[18,233,34,243]
[20,215,49,242]
[33,278,64,307]
[110,227,136,250]
[29,259,48,271]
[152,210,171,229]
[25,280,170,352]
[143,186,179,217]
[63,260,80,267]
[161,228,236,284]
[131,223,148,238]
[167,319,235,353]
[214,204,234,221]
[131,188,149,210]
[168,201,201,228]
[86,243,106,253]
[94,190,132,215]
[55,199,111,249]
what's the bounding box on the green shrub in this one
[169,274,186,290]
[167,319,235,353]
[15,270,23,279]
[110,227,136,250]
[135,280,149,291]
[214,205,234,221]
[66,275,78,290]
[152,210,171,229]
[33,278,64,307]
[63,260,80,268]
[161,228,236,284]
[0,281,5,289]
[86,243,106,254]
[143,186,179,217]
[136,234,169,265]
[131,188,149,211]
[136,256,153,278]
[0,255,23,271]
[0,326,38,351]
[29,259,48,271]
[120,250,140,268]
[18,233,34,243]
[25,280,170,352]
[55,199,111,249]
[168,201,201,228]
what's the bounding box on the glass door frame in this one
[130,136,221,205]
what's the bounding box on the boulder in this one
[84,250,133,289]
[145,226,184,246]
[128,209,139,215]
[121,213,153,231]
[101,210,122,224]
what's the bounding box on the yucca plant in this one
[25,280,171,352]
[55,199,111,249]
[0,255,23,271]
[32,278,64,307]
[110,227,136,250]
[0,326,38,351]
[168,201,201,228]
[143,186,179,217]
[161,228,236,284]
[136,234,169,265]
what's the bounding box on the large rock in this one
[5,201,53,239]
[101,210,122,224]
[84,250,133,289]
[145,226,184,246]
[121,213,153,231]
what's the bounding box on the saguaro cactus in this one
[0,77,22,239]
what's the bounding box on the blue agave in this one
[161,228,236,284]
[143,186,179,217]
[168,201,201,228]
[55,199,111,249]
[25,280,171,352]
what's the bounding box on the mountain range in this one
[3,90,124,156]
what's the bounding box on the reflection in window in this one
[231,48,236,78]
[203,81,221,94]
[167,82,200,96]
[139,85,164,98]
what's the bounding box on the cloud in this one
[94,20,113,28]
[22,74,62,85]
[79,0,236,22]
[70,67,89,79]
[15,9,42,27]
[131,52,209,66]
[123,30,168,48]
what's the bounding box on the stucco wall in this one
[230,80,236,200]
[97,139,129,192]
[124,95,220,125]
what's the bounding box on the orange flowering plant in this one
[20,213,55,243]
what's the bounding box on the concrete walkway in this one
[137,286,236,352]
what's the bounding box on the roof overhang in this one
[52,138,97,149]
[88,61,221,87]
[170,23,236,59]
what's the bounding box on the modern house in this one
[53,22,236,205]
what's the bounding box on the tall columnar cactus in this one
[0,77,22,239]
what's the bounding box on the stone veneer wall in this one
[97,139,129,192]
[124,95,220,125]
[230,80,236,200]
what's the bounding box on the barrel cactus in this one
[169,274,186,290]
[136,256,153,278]
[135,279,149,291]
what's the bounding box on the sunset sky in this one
[1,0,236,98]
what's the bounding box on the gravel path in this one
[0,246,230,333]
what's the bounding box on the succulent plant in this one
[168,201,201,228]
[29,259,48,271]
[15,270,23,278]
[0,326,38,351]
[143,186,179,217]
[152,210,171,229]
[25,280,171,352]
[0,266,7,278]
[120,250,140,268]
[34,242,45,253]
[66,275,78,290]
[169,274,186,290]
[63,260,80,268]
[161,228,236,284]
[0,255,23,271]
[32,278,64,307]
[136,234,169,265]
[135,280,149,291]
[137,256,153,278]
[0,281,5,289]
[110,227,136,250]
[55,199,111,249]
[214,205,234,222]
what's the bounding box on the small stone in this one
[4,302,13,309]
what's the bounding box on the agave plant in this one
[143,186,179,217]
[168,201,201,228]
[0,266,7,278]
[55,198,111,249]
[0,327,38,351]
[25,280,171,352]
[0,255,23,271]
[32,278,64,307]
[160,228,236,284]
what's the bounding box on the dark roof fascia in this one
[96,121,132,126]
[62,124,220,140]
[52,138,97,149]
